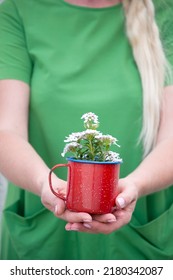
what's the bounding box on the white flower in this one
[61,112,122,162]
[64,130,100,143]
[95,134,120,146]
[81,112,99,129]
[104,151,122,162]
[81,112,99,124]
[82,129,100,137]
[64,132,85,143]
[61,142,81,157]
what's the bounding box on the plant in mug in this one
[49,112,122,213]
[61,112,122,162]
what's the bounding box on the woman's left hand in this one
[65,177,139,234]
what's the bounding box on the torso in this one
[1,0,173,260]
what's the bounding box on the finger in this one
[116,196,126,209]
[56,209,92,223]
[42,193,66,214]
[65,222,94,233]
[116,180,138,210]
[92,213,116,223]
[65,220,116,234]
[115,188,138,209]
[54,198,66,215]
[66,207,134,234]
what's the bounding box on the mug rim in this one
[66,157,122,165]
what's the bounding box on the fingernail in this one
[70,228,79,231]
[107,218,116,223]
[54,205,58,214]
[83,223,92,229]
[117,197,125,208]
[66,226,79,231]
[65,225,71,231]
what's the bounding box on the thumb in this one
[115,187,138,210]
[54,198,66,216]
[115,177,138,209]
[116,196,126,209]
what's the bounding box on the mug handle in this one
[49,164,69,201]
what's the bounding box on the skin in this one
[64,0,122,8]
[0,0,173,234]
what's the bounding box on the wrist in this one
[125,172,148,198]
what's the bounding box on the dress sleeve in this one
[0,0,32,85]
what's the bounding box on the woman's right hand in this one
[40,175,93,224]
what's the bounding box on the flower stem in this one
[88,137,95,160]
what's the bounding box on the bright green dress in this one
[0,0,173,260]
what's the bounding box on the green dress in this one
[0,0,173,260]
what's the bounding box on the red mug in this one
[49,157,121,214]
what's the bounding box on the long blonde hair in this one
[122,0,170,157]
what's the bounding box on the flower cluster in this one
[61,112,122,162]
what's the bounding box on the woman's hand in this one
[41,175,93,224]
[65,177,138,234]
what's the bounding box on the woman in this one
[0,0,173,259]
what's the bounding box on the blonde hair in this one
[122,0,170,157]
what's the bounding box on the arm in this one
[0,79,92,223]
[127,85,173,197]
[66,85,173,233]
[0,80,49,195]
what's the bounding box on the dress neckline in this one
[60,0,122,11]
